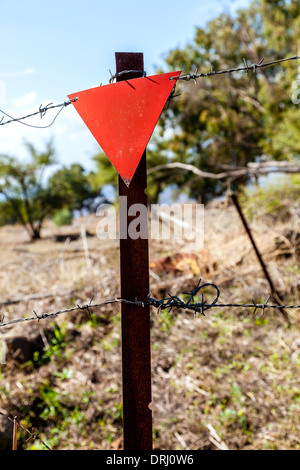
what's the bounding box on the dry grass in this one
[0,195,299,450]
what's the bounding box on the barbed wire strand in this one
[0,411,51,450]
[0,279,298,450]
[0,98,78,128]
[1,55,299,128]
[109,69,147,84]
[169,55,300,81]
[0,280,298,329]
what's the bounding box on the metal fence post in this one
[115,52,153,450]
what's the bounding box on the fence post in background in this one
[115,52,153,450]
[230,193,290,324]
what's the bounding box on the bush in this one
[240,178,300,223]
[52,208,73,226]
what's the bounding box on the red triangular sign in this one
[68,71,181,185]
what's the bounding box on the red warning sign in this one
[68,71,181,185]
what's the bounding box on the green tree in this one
[0,142,94,240]
[89,152,118,194]
[89,1,300,203]
[0,140,57,240]
[150,0,300,201]
[255,0,300,159]
[48,163,94,211]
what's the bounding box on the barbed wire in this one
[0,410,50,450]
[169,55,300,82]
[0,280,298,329]
[0,279,298,449]
[109,69,147,84]
[0,98,78,128]
[1,55,299,128]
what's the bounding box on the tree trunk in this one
[30,226,41,241]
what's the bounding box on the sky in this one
[0,0,251,173]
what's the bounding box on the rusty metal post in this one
[116,52,152,450]
[230,193,290,324]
